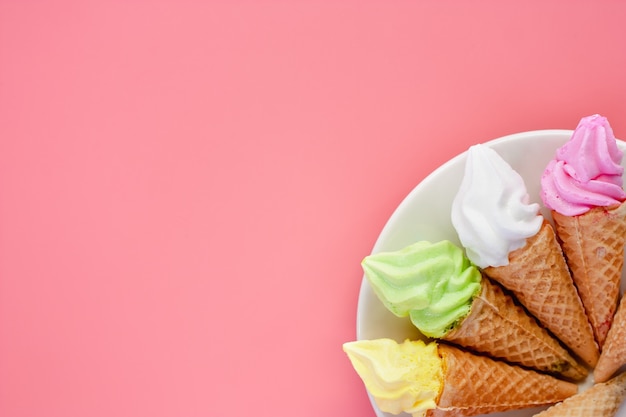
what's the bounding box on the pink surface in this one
[1,1,626,416]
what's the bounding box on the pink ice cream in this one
[541,114,626,216]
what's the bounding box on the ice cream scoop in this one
[451,144,543,268]
[362,240,481,338]
[343,338,442,416]
[541,114,626,216]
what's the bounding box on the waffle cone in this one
[443,277,588,381]
[426,344,577,417]
[484,221,599,368]
[532,372,626,417]
[595,294,626,383]
[551,202,626,348]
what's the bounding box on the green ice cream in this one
[362,241,482,338]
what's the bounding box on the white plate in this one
[356,130,626,417]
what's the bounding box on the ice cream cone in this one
[428,344,578,417]
[595,294,626,383]
[343,338,577,417]
[443,277,588,381]
[483,220,599,368]
[531,372,626,417]
[551,202,626,348]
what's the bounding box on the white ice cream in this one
[451,144,543,268]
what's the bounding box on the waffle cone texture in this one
[427,344,577,417]
[595,294,626,383]
[443,277,587,381]
[551,203,626,348]
[532,372,626,417]
[484,220,599,368]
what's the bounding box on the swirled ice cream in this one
[541,114,626,216]
[342,339,442,416]
[361,241,482,338]
[451,144,543,268]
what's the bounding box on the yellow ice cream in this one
[343,338,443,417]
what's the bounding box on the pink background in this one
[2,1,626,416]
